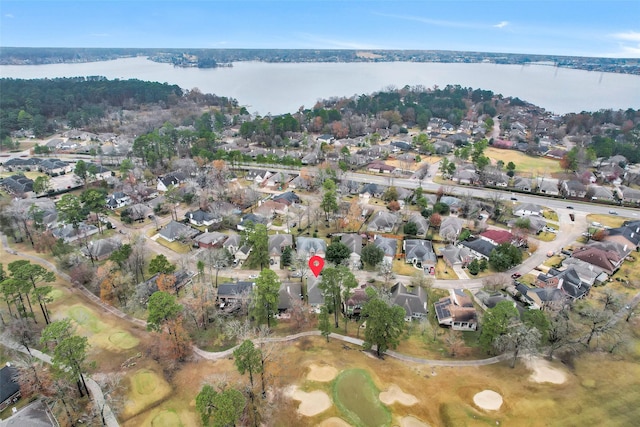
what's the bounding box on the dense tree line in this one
[0,77,184,138]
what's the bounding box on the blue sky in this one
[1,1,639,58]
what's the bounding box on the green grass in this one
[123,368,173,418]
[485,147,564,175]
[542,209,559,222]
[155,237,192,254]
[536,231,557,242]
[333,369,391,427]
[68,304,105,333]
[150,409,184,427]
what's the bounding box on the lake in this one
[1,56,639,115]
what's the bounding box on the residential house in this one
[0,364,20,412]
[0,399,56,427]
[459,238,496,260]
[296,237,327,260]
[289,174,312,189]
[186,209,221,227]
[360,183,386,199]
[367,211,399,233]
[389,140,411,151]
[507,216,546,234]
[157,171,186,192]
[268,233,293,268]
[53,223,99,243]
[2,157,41,172]
[513,203,543,217]
[223,233,241,255]
[434,290,477,331]
[194,231,229,249]
[81,238,121,261]
[367,161,396,174]
[344,284,373,317]
[536,267,591,301]
[453,169,479,185]
[158,220,199,243]
[571,245,624,275]
[272,191,301,206]
[587,185,615,202]
[603,224,640,251]
[340,180,362,195]
[390,283,428,320]
[237,213,270,231]
[317,134,335,144]
[341,233,363,270]
[439,216,463,243]
[217,281,254,306]
[373,235,398,264]
[480,229,517,246]
[439,244,473,268]
[517,283,565,310]
[0,174,34,196]
[484,170,510,187]
[589,240,632,261]
[255,200,287,218]
[561,180,587,198]
[513,177,532,192]
[535,177,559,195]
[85,162,112,180]
[403,239,437,274]
[278,282,303,311]
[301,151,319,165]
[263,172,292,190]
[407,213,429,237]
[561,257,608,286]
[124,203,152,222]
[306,276,324,310]
[106,191,131,210]
[439,196,462,214]
[40,158,72,175]
[619,186,640,205]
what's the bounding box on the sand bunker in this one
[473,390,503,411]
[285,385,332,417]
[317,417,352,427]
[401,416,431,427]
[525,357,567,384]
[379,384,418,406]
[307,364,338,382]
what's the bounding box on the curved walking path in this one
[0,335,119,427]
[193,330,512,366]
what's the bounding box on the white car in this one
[248,274,258,279]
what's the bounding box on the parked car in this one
[566,206,574,209]
[511,272,522,279]
[248,274,258,279]
[510,197,518,201]
[609,210,618,215]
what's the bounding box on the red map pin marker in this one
[309,255,325,278]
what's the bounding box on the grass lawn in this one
[586,213,628,228]
[609,253,640,297]
[536,231,557,242]
[485,147,564,175]
[154,237,192,254]
[542,209,559,222]
[543,255,564,268]
[435,259,459,279]
[0,170,47,180]
[392,259,420,276]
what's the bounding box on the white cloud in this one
[611,31,640,42]
[493,21,509,29]
[5,13,14,18]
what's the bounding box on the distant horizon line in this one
[2,46,638,61]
